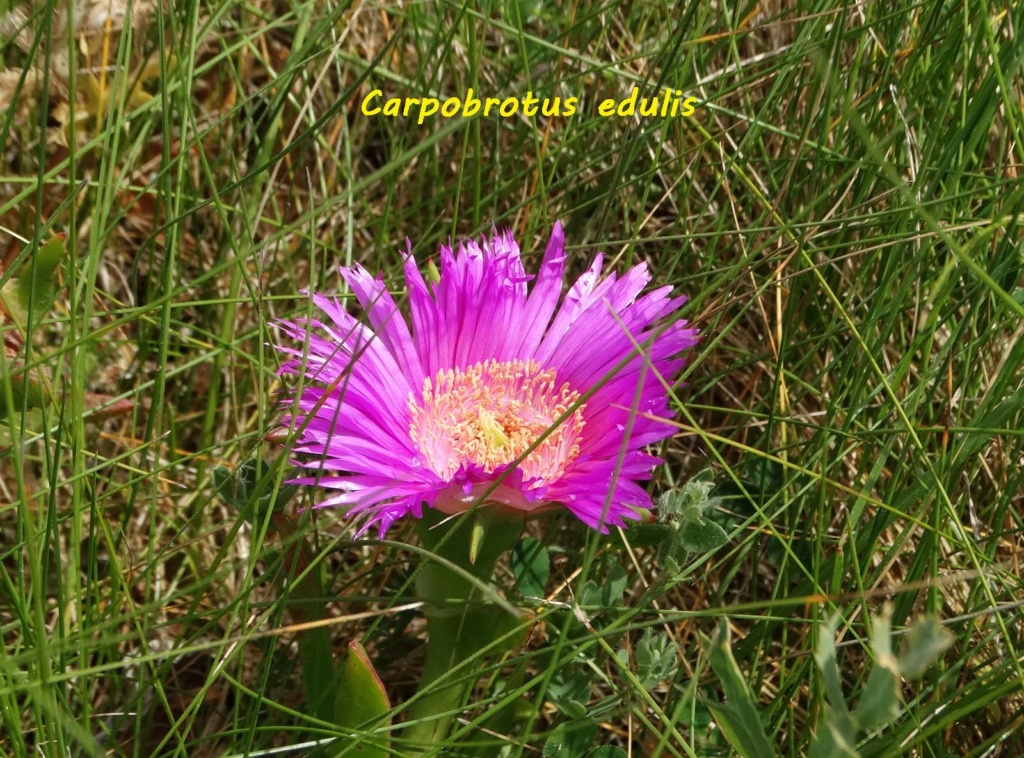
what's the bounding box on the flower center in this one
[409,359,585,483]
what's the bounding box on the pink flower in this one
[275,223,699,537]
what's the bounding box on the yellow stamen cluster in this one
[409,359,585,482]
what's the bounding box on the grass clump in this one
[1,0,1022,755]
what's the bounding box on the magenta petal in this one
[512,222,567,358]
[341,263,425,389]
[273,223,699,537]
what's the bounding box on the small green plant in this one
[706,607,954,757]
[655,470,731,573]
[809,608,954,757]
[634,627,680,691]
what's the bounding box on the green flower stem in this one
[404,508,525,752]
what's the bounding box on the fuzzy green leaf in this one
[656,528,684,574]
[658,475,716,522]
[813,616,857,740]
[580,564,628,609]
[852,663,900,734]
[852,611,900,733]
[898,617,954,679]
[543,719,598,758]
[602,563,628,607]
[678,517,730,553]
[635,628,679,690]
[548,668,591,720]
[808,709,860,758]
